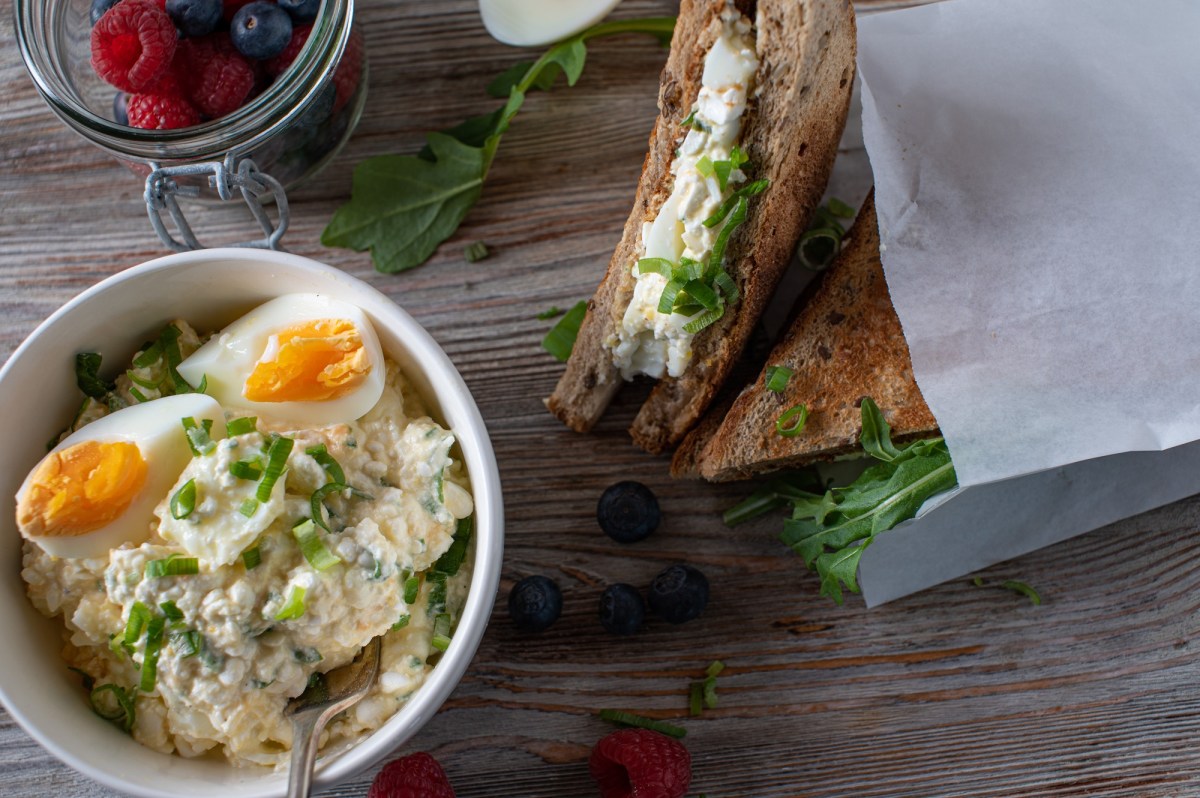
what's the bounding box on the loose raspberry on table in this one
[589,729,692,798]
[332,26,363,114]
[264,23,311,77]
[368,752,456,798]
[90,0,178,93]
[126,93,200,129]
[181,35,255,118]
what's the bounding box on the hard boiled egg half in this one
[480,0,625,47]
[17,394,224,559]
[177,294,385,427]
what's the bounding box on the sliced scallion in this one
[826,196,856,218]
[764,365,795,393]
[225,416,258,437]
[464,241,490,262]
[169,479,197,520]
[128,386,149,404]
[238,498,259,518]
[426,572,447,615]
[391,614,411,631]
[229,459,263,481]
[705,660,725,679]
[171,629,202,658]
[292,518,342,571]
[403,573,421,605]
[275,586,307,621]
[306,444,346,485]
[139,616,166,692]
[798,227,843,270]
[181,417,216,456]
[688,682,703,717]
[598,709,687,739]
[703,179,769,228]
[89,684,136,732]
[310,482,371,533]
[776,404,809,437]
[123,601,151,654]
[145,554,200,579]
[159,601,184,625]
[433,515,473,576]
[431,613,452,652]
[256,435,294,501]
[242,545,262,570]
[132,341,163,368]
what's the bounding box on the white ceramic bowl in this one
[0,249,503,797]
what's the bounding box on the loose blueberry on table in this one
[507,574,563,633]
[648,564,710,624]
[597,480,661,543]
[599,583,646,636]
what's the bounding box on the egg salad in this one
[606,6,759,379]
[18,295,474,768]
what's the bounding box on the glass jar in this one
[14,0,367,248]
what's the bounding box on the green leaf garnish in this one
[323,17,677,273]
[536,306,564,320]
[541,300,588,362]
[75,352,115,399]
[859,397,902,462]
[1001,580,1042,605]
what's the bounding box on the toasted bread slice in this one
[546,0,856,454]
[673,192,940,481]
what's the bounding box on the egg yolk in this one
[17,440,148,539]
[244,319,371,403]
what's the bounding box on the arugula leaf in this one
[727,398,958,604]
[541,300,588,361]
[324,17,676,273]
[75,353,115,400]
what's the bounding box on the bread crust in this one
[546,0,857,452]
[673,192,941,482]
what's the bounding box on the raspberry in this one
[182,35,255,118]
[90,0,178,93]
[368,753,456,798]
[221,0,255,23]
[264,23,310,77]
[126,93,200,129]
[589,729,692,798]
[331,26,363,114]
[142,48,189,98]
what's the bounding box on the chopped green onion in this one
[433,515,473,576]
[689,682,703,716]
[1001,580,1042,606]
[707,195,748,275]
[310,482,373,533]
[713,159,733,191]
[158,324,200,395]
[536,306,564,320]
[126,370,161,390]
[132,341,163,369]
[798,227,843,270]
[682,279,720,311]
[129,386,150,404]
[705,660,725,679]
[598,709,687,739]
[257,435,294,501]
[464,241,490,262]
[712,268,739,304]
[540,300,588,362]
[159,601,184,625]
[391,614,411,631]
[730,146,749,169]
[139,616,166,692]
[826,196,856,218]
[696,156,715,177]
[764,365,795,393]
[242,545,262,570]
[75,352,114,399]
[702,676,718,709]
[636,257,675,278]
[426,572,448,615]
[181,417,216,456]
[680,109,697,128]
[703,179,769,228]
[293,647,323,664]
[169,479,197,520]
[230,459,263,481]
[171,629,202,658]
[776,404,809,437]
[306,444,346,485]
[122,601,151,654]
[431,613,452,651]
[403,573,421,605]
[656,278,684,315]
[89,684,136,732]
[275,586,307,621]
[238,498,259,518]
[68,666,96,692]
[145,554,200,579]
[225,416,258,437]
[292,518,342,571]
[681,307,723,335]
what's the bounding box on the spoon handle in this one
[287,711,324,798]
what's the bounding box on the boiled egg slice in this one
[16,394,225,559]
[479,0,625,47]
[177,295,385,427]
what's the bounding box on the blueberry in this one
[277,0,320,23]
[89,0,120,26]
[508,575,562,633]
[112,92,128,126]
[165,0,221,37]
[648,564,709,624]
[599,584,645,636]
[231,1,293,60]
[597,481,660,543]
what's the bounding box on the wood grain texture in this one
[6,1,1200,797]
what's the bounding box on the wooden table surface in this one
[5,1,1200,796]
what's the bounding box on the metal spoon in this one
[284,636,382,798]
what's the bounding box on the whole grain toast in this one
[546,0,856,454]
[672,192,940,481]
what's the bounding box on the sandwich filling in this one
[607,8,759,380]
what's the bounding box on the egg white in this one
[18,394,225,559]
[479,0,624,46]
[177,294,386,427]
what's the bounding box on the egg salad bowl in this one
[0,249,503,798]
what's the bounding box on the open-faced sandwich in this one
[546,0,857,454]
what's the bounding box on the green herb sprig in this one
[725,398,957,603]
[322,18,676,273]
